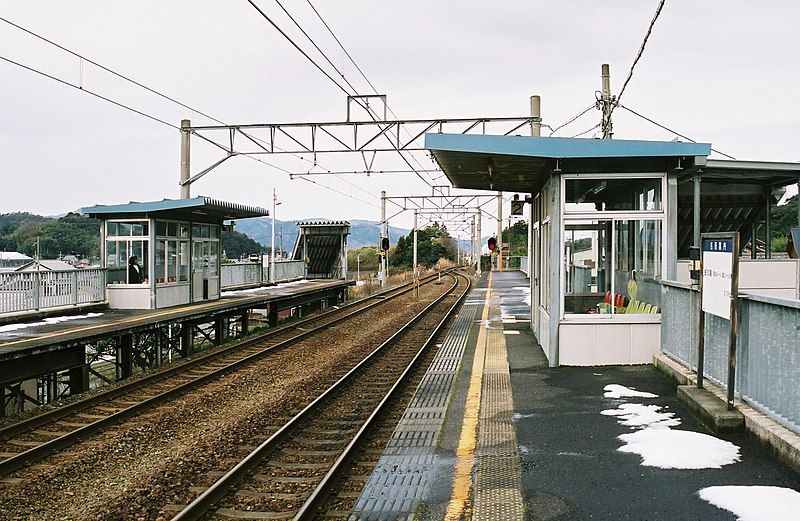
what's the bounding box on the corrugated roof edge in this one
[79,196,268,217]
[296,220,351,226]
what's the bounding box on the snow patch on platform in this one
[618,428,740,469]
[601,403,680,428]
[698,485,800,520]
[0,312,104,333]
[604,384,658,399]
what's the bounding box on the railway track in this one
[0,270,455,478]
[171,271,471,521]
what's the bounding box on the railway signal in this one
[487,237,497,251]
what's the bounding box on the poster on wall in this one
[701,236,735,320]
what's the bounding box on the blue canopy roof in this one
[425,133,711,159]
[425,133,712,193]
[81,196,268,221]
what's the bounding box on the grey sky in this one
[1,1,798,234]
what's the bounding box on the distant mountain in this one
[234,217,411,250]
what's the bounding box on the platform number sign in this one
[701,236,737,320]
[510,199,524,216]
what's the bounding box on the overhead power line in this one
[1,15,379,203]
[549,105,595,136]
[0,54,179,130]
[618,104,736,159]
[609,0,667,120]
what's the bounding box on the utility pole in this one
[270,188,276,283]
[356,254,361,282]
[530,95,541,137]
[600,64,615,139]
[180,119,191,198]
[380,190,387,286]
[497,192,504,270]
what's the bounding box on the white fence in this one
[220,260,306,290]
[661,280,800,434]
[0,268,106,315]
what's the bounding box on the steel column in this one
[180,119,191,199]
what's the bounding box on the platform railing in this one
[220,260,306,290]
[0,268,107,316]
[519,255,529,276]
[661,280,800,434]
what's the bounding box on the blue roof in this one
[424,133,711,159]
[81,196,268,219]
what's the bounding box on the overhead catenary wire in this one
[247,0,435,187]
[295,175,379,207]
[619,104,736,159]
[570,124,601,139]
[0,54,179,130]
[303,0,441,184]
[1,15,381,206]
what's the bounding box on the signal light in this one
[487,237,497,251]
[381,237,390,251]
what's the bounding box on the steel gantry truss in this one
[376,189,509,283]
[178,115,539,193]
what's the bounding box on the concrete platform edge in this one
[676,385,744,434]
[654,352,800,473]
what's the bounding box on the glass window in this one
[201,225,210,238]
[179,241,190,282]
[167,222,178,237]
[156,221,168,237]
[563,221,612,314]
[118,222,132,236]
[131,223,144,237]
[565,177,662,213]
[179,223,189,239]
[155,240,166,284]
[131,240,148,283]
[192,224,201,238]
[167,241,178,282]
[614,220,662,313]
[106,222,118,237]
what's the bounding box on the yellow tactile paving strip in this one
[473,289,525,519]
[444,273,525,520]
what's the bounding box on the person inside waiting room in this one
[128,255,145,284]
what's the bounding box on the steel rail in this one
[0,271,453,478]
[0,271,444,441]
[171,272,470,521]
[296,273,471,519]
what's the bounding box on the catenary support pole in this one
[380,190,387,286]
[693,173,701,248]
[477,211,482,275]
[180,119,191,199]
[497,192,504,270]
[413,210,418,277]
[271,188,276,283]
[765,185,772,259]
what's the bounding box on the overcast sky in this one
[1,1,798,234]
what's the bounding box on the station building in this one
[82,197,268,309]
[426,133,800,366]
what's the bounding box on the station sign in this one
[701,236,737,320]
[510,200,524,216]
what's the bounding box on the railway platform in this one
[1,278,351,415]
[352,270,800,520]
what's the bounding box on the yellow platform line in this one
[444,273,492,520]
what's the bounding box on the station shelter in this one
[426,133,800,366]
[82,197,268,309]
[292,220,350,279]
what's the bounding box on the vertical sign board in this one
[699,233,740,410]
[701,238,735,320]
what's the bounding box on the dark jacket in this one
[128,263,144,284]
